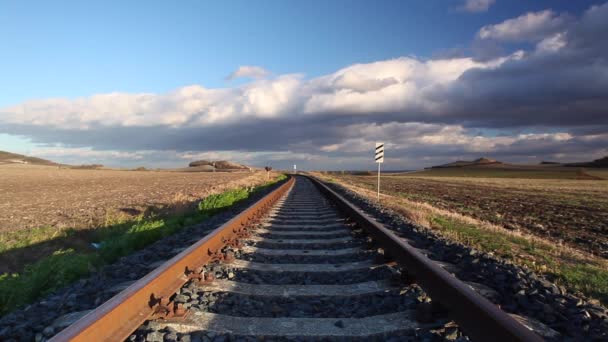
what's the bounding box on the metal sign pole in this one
[377,162,381,201]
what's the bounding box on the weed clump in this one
[198,188,250,215]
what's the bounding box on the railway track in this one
[50,176,542,341]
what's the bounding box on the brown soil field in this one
[332,174,608,258]
[0,164,266,235]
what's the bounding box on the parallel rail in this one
[50,175,542,341]
[49,177,294,342]
[308,176,542,342]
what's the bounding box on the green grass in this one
[429,215,608,305]
[0,226,70,254]
[557,264,608,303]
[0,174,287,316]
[0,250,97,313]
[199,188,250,214]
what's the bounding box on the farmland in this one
[326,172,608,258]
[406,165,608,180]
[0,164,272,273]
[315,171,608,304]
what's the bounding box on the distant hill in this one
[430,156,608,170]
[565,156,608,168]
[430,157,502,169]
[417,156,608,180]
[0,150,58,166]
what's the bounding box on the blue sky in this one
[1,0,607,169]
[1,0,596,104]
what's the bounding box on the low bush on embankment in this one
[0,174,287,316]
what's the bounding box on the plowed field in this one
[0,164,265,234]
[334,174,608,258]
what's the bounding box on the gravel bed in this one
[235,250,377,264]
[132,325,456,342]
[256,231,351,239]
[249,240,362,250]
[0,179,289,342]
[180,289,421,318]
[321,178,608,340]
[263,225,347,231]
[205,262,398,286]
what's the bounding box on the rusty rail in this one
[49,176,294,342]
[306,175,542,342]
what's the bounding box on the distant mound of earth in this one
[431,157,502,169]
[189,160,213,167]
[188,160,250,171]
[214,160,249,170]
[0,150,58,166]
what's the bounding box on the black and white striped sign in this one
[375,142,384,163]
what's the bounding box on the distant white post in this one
[375,142,384,201]
[293,164,297,175]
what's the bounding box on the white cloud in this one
[1,56,514,129]
[478,9,569,42]
[1,3,607,170]
[30,146,150,161]
[21,122,599,170]
[319,122,577,157]
[303,56,509,115]
[226,65,270,80]
[176,150,319,163]
[535,32,567,53]
[461,0,495,13]
[25,146,328,169]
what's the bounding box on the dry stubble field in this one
[0,164,264,233]
[0,164,272,271]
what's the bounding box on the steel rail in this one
[49,176,295,342]
[306,175,543,342]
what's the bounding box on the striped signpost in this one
[375,142,384,201]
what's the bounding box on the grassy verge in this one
[0,226,74,254]
[313,173,608,306]
[0,174,287,316]
[429,216,608,304]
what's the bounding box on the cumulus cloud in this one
[2,2,608,169]
[535,32,567,53]
[478,9,570,42]
[1,56,512,130]
[226,65,270,80]
[460,0,495,13]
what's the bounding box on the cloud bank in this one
[1,2,608,169]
